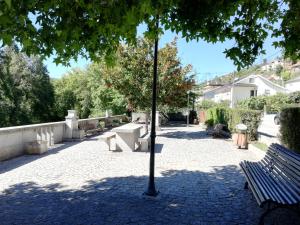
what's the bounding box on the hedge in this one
[205,107,262,140]
[237,92,300,113]
[228,109,262,141]
[280,106,300,153]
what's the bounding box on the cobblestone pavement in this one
[0,125,299,225]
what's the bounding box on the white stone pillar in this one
[65,110,79,140]
[155,111,161,131]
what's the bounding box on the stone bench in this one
[99,133,116,151]
[79,123,103,136]
[25,140,48,155]
[138,133,150,151]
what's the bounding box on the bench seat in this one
[240,143,300,224]
[138,133,150,151]
[99,133,116,151]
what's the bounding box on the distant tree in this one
[0,46,54,127]
[103,38,194,112]
[275,65,283,76]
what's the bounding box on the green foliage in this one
[0,1,299,70]
[205,107,262,140]
[238,92,300,114]
[288,91,300,104]
[104,38,194,111]
[206,107,229,126]
[53,65,127,120]
[197,100,217,110]
[238,96,266,111]
[0,45,54,127]
[228,109,262,141]
[281,70,292,81]
[280,106,300,153]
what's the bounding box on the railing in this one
[0,114,128,162]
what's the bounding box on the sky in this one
[45,25,282,83]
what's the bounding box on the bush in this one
[289,91,300,104]
[228,109,262,141]
[206,107,229,126]
[238,93,296,113]
[237,96,266,110]
[204,107,262,140]
[280,106,300,153]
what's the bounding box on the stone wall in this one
[0,112,127,161]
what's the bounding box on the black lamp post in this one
[144,16,159,197]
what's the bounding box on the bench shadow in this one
[1,165,298,225]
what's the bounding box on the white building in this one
[285,76,300,93]
[261,59,284,72]
[202,75,287,107]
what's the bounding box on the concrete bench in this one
[138,133,150,151]
[99,133,116,151]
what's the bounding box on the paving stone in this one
[0,125,298,225]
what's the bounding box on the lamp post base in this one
[143,189,159,197]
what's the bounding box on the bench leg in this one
[259,203,278,225]
[103,140,110,151]
[244,181,248,189]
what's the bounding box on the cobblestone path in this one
[0,125,299,225]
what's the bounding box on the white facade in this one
[237,75,286,96]
[202,74,287,108]
[285,77,300,93]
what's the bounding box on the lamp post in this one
[187,90,191,127]
[144,15,159,197]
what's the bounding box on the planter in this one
[26,140,48,155]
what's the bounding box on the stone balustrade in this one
[0,111,127,161]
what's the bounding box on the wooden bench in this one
[240,143,300,225]
[138,133,151,151]
[99,133,116,151]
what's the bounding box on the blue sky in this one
[45,25,281,82]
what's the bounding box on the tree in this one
[0,1,299,69]
[103,38,194,111]
[52,64,127,119]
[0,45,54,127]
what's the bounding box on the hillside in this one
[201,58,300,87]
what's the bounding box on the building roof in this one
[285,76,300,84]
[203,83,256,95]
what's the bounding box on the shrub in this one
[289,91,300,104]
[206,107,229,126]
[280,106,300,153]
[205,107,262,140]
[228,109,262,141]
[265,93,292,113]
[237,96,266,110]
[197,100,217,109]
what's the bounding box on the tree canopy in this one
[103,38,194,111]
[0,0,299,69]
[0,45,54,127]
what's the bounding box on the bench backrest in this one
[261,143,300,190]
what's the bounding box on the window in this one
[249,78,254,83]
[250,90,255,97]
[265,89,270,95]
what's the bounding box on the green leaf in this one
[4,0,11,8]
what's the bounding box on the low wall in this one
[0,121,65,161]
[0,114,127,162]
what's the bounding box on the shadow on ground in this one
[0,141,81,174]
[158,130,210,140]
[0,165,298,225]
